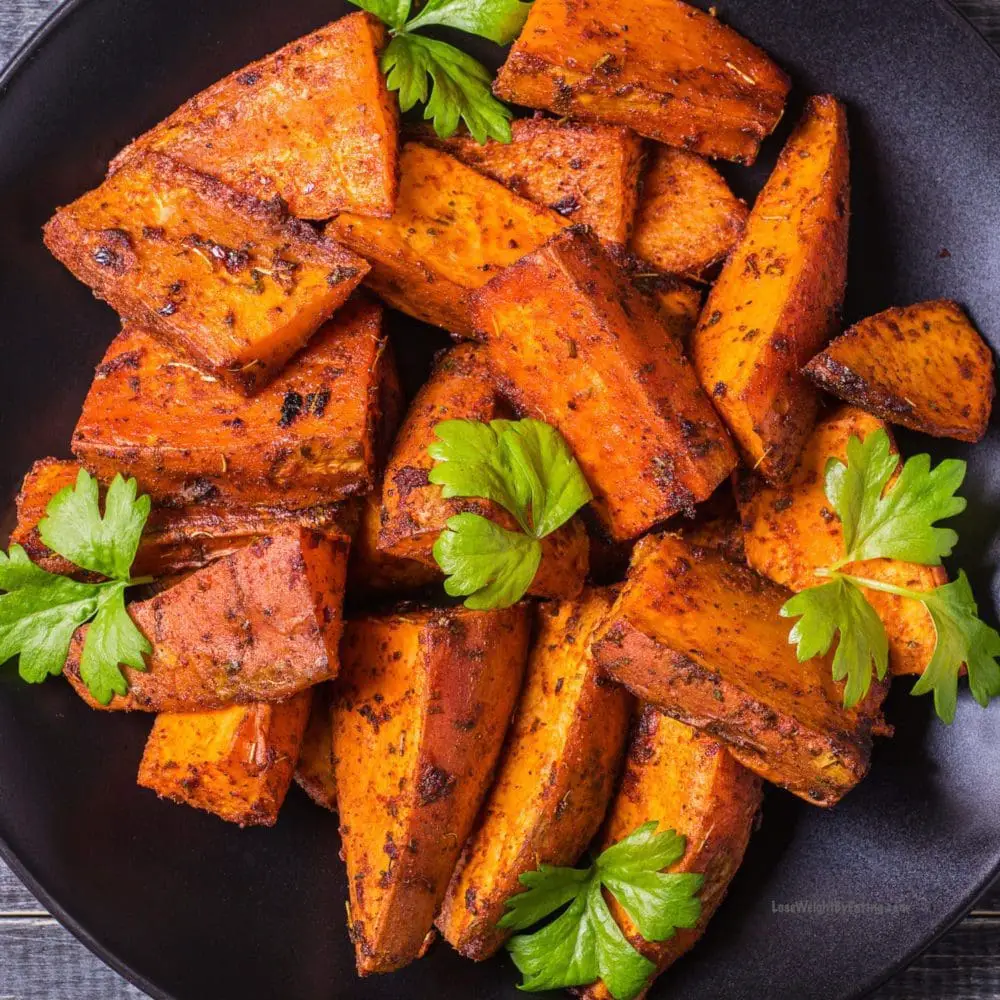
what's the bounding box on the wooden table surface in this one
[1,0,999,997]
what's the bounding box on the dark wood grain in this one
[0,1,999,998]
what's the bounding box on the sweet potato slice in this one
[472,227,737,542]
[737,405,946,676]
[437,590,630,959]
[65,528,350,712]
[418,118,644,245]
[590,533,888,806]
[379,344,589,599]
[43,152,366,393]
[294,682,338,811]
[494,0,790,164]
[630,145,748,280]
[326,143,566,337]
[804,300,995,443]
[692,95,850,481]
[333,604,531,975]
[111,14,398,220]
[137,691,312,827]
[578,707,761,1000]
[72,298,394,509]
[11,457,353,579]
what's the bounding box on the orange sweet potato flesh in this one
[437,590,630,959]
[111,14,398,220]
[326,143,567,337]
[692,95,850,482]
[630,145,748,280]
[333,604,531,975]
[472,227,737,542]
[804,300,995,443]
[65,528,349,712]
[578,707,761,1000]
[590,533,888,806]
[12,457,354,579]
[494,0,789,164]
[137,691,312,827]
[71,297,395,509]
[737,405,946,676]
[417,118,644,245]
[43,152,367,393]
[379,344,589,599]
[293,682,338,811]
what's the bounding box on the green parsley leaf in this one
[825,429,966,565]
[781,576,889,708]
[405,0,532,44]
[433,513,541,610]
[911,572,1000,724]
[382,33,513,143]
[347,0,412,29]
[502,822,702,1000]
[0,471,153,703]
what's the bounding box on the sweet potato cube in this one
[43,152,367,392]
[65,528,350,712]
[472,227,737,542]
[379,344,589,599]
[738,405,946,676]
[578,708,761,1000]
[293,682,338,811]
[590,533,887,806]
[630,145,748,280]
[326,143,566,337]
[692,95,850,481]
[137,691,312,827]
[419,119,644,245]
[112,14,398,220]
[72,297,394,509]
[437,590,630,959]
[804,300,995,443]
[494,0,790,164]
[333,604,531,975]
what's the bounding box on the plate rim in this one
[0,1,998,998]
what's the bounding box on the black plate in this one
[1,1,999,998]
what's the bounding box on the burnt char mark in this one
[96,349,142,379]
[416,763,455,806]
[278,391,304,428]
[393,465,431,497]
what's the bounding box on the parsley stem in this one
[127,575,155,587]
[827,570,929,603]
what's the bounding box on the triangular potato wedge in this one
[293,682,338,812]
[437,590,631,958]
[333,604,531,975]
[804,300,994,443]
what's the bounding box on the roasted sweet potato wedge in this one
[630,145,748,280]
[590,533,888,806]
[72,298,395,509]
[137,691,312,827]
[326,143,566,337]
[43,152,366,393]
[333,604,531,975]
[804,301,995,443]
[738,405,946,676]
[472,227,737,542]
[112,14,398,220]
[418,118,644,245]
[379,344,589,599]
[494,0,790,163]
[692,95,850,481]
[437,590,630,959]
[294,682,338,811]
[12,457,353,578]
[578,707,761,1000]
[65,528,350,712]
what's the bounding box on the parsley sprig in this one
[0,470,152,705]
[428,418,592,609]
[780,429,1000,723]
[500,822,703,1000]
[350,0,530,143]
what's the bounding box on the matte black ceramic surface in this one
[0,2,999,999]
